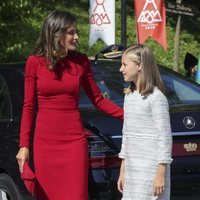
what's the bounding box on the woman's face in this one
[63,22,79,52]
[119,54,141,83]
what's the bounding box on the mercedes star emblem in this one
[183,116,195,129]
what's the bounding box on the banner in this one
[89,0,115,48]
[134,0,167,49]
[195,50,200,84]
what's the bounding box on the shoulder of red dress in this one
[27,55,42,62]
[27,55,48,66]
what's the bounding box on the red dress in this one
[19,53,123,200]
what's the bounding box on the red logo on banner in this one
[90,0,111,27]
[134,0,167,49]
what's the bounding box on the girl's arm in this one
[151,90,172,164]
[151,90,173,197]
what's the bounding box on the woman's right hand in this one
[16,147,29,173]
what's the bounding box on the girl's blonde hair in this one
[123,44,164,96]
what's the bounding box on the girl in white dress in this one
[117,44,172,200]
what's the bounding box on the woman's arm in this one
[81,55,123,119]
[16,56,37,172]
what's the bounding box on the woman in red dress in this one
[16,10,123,200]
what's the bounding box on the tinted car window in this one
[161,69,200,106]
[0,74,11,120]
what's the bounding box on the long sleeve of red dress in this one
[19,56,37,148]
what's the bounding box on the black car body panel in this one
[0,59,200,199]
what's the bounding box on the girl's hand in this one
[16,147,29,173]
[153,174,165,197]
[153,164,166,197]
[117,160,124,193]
[117,173,124,193]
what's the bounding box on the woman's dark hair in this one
[34,10,77,70]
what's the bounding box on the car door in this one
[0,72,23,199]
[0,73,13,150]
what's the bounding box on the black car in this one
[0,58,200,200]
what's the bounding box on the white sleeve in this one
[151,91,173,164]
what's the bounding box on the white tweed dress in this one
[119,87,172,200]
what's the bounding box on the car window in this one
[0,74,12,120]
[161,71,200,105]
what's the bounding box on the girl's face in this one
[119,54,141,83]
[63,22,79,51]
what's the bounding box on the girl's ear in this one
[137,63,142,72]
